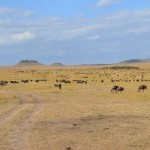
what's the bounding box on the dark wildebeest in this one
[0,81,8,86]
[54,84,62,90]
[138,85,147,92]
[117,87,124,92]
[111,85,119,93]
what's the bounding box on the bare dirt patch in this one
[29,115,150,150]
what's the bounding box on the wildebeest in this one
[73,80,87,84]
[21,80,29,83]
[138,85,147,92]
[111,85,124,93]
[0,81,8,86]
[54,84,62,90]
[111,85,119,93]
[10,81,19,84]
[117,87,124,92]
[101,80,104,83]
[56,79,71,84]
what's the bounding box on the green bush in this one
[103,66,139,70]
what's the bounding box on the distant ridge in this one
[11,58,150,67]
[51,63,65,66]
[119,59,150,64]
[16,60,43,66]
[80,64,110,66]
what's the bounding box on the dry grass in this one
[1,65,150,150]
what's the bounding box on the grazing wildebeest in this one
[101,80,104,83]
[54,84,62,90]
[0,81,8,86]
[10,81,19,84]
[117,87,124,92]
[21,80,29,83]
[111,85,119,93]
[66,147,71,150]
[138,85,147,92]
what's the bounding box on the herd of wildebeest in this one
[111,84,147,93]
[0,79,47,86]
[0,68,149,93]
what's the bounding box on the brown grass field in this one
[1,64,150,150]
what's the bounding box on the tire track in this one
[0,95,28,125]
[9,95,43,150]
[0,93,43,150]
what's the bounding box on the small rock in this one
[73,124,77,126]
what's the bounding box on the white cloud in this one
[125,27,148,34]
[13,31,35,40]
[87,35,101,40]
[61,25,101,40]
[93,0,122,9]
[0,7,33,17]
[0,31,35,46]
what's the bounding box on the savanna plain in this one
[1,64,150,150]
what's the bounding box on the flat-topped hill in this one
[15,60,43,66]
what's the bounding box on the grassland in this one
[1,65,150,150]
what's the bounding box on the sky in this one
[0,0,150,65]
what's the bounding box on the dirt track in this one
[0,93,42,150]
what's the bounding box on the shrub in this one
[103,66,139,70]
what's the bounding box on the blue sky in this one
[0,0,150,65]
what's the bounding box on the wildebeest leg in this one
[59,84,61,90]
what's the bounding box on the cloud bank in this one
[0,7,150,65]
